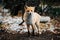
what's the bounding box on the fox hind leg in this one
[35,22,41,35]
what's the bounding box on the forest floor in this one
[0,30,60,40]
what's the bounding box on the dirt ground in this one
[0,30,60,40]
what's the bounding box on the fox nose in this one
[29,13,31,15]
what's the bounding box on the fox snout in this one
[27,12,32,15]
[29,13,31,15]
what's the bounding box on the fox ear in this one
[24,5,28,9]
[33,7,35,9]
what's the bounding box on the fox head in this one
[24,6,35,14]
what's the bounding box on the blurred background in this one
[0,0,60,19]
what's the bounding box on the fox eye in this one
[31,10,32,12]
[27,10,29,12]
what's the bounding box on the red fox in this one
[23,6,41,35]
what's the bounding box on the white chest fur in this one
[23,12,41,24]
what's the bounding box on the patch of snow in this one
[1,9,9,13]
[40,16,50,22]
[1,16,28,33]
